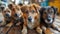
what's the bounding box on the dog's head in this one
[40,6,57,24]
[11,5,23,20]
[2,7,12,22]
[2,8,11,18]
[28,4,40,23]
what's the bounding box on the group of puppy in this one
[0,3,60,34]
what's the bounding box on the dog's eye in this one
[32,10,35,13]
[8,11,10,13]
[4,11,6,13]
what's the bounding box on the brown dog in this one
[21,4,42,34]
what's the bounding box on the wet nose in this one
[47,18,51,21]
[15,13,19,17]
[28,17,32,22]
[5,13,10,17]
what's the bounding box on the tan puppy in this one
[1,7,12,26]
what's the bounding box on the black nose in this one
[47,18,51,21]
[28,17,32,22]
[5,14,10,17]
[15,13,19,17]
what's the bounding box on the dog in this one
[39,6,60,34]
[0,7,14,34]
[8,3,23,25]
[1,7,12,26]
[21,4,42,34]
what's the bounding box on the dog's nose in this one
[28,17,32,22]
[5,13,10,17]
[47,18,51,21]
[15,13,19,17]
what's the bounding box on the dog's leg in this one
[36,26,42,34]
[44,28,54,34]
[22,25,27,34]
[51,24,60,32]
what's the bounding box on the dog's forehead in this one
[45,7,54,13]
[29,6,36,12]
[3,7,11,12]
[21,5,29,12]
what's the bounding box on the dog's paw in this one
[36,27,42,34]
[57,28,60,32]
[22,28,27,34]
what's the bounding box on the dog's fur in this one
[1,3,24,34]
[1,7,12,26]
[21,4,42,34]
[39,6,60,34]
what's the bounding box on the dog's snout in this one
[15,13,19,17]
[47,18,51,21]
[28,17,32,22]
[5,13,10,17]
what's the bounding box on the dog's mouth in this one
[45,18,53,24]
[13,14,22,20]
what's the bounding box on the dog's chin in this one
[45,19,53,24]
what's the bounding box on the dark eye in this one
[8,11,10,13]
[32,10,35,13]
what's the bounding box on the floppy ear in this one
[39,7,46,15]
[21,6,25,13]
[51,6,57,14]
[32,4,41,14]
[8,4,13,9]
[18,3,23,6]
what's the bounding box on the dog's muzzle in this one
[14,13,20,17]
[14,13,21,20]
[28,17,34,23]
[28,17,32,22]
[45,17,53,24]
[4,13,11,18]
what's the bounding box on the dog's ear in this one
[8,4,13,9]
[32,4,41,13]
[51,6,57,14]
[18,3,23,6]
[21,6,25,13]
[21,6,29,13]
[39,7,46,15]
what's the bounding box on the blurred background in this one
[0,0,60,15]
